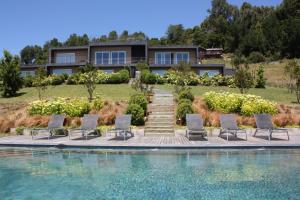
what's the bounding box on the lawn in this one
[0,84,136,103]
[156,85,298,105]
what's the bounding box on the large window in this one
[111,51,126,64]
[155,52,171,65]
[95,52,110,65]
[95,51,126,65]
[175,52,189,64]
[53,69,73,75]
[55,53,75,64]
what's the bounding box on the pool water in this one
[0,148,300,200]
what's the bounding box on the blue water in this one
[0,148,300,200]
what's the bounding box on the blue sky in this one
[0,0,282,55]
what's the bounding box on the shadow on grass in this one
[5,92,27,98]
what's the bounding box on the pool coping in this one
[1,143,300,150]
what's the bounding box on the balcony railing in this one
[21,56,207,66]
[92,57,146,65]
[148,57,200,65]
[50,55,88,65]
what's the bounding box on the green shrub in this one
[28,98,91,117]
[66,73,80,85]
[247,52,265,63]
[178,88,194,102]
[16,126,26,135]
[48,75,65,85]
[144,71,157,84]
[108,73,122,84]
[118,69,130,83]
[176,102,194,124]
[23,76,34,87]
[178,98,192,105]
[92,95,104,111]
[125,104,144,125]
[203,91,277,116]
[129,93,148,111]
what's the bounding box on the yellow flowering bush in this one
[203,91,277,116]
[28,98,91,117]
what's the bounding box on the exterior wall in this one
[148,48,198,65]
[90,46,132,65]
[51,49,88,64]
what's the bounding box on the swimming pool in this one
[0,148,299,200]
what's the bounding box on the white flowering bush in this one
[203,91,277,116]
[28,98,91,117]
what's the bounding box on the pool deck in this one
[0,128,300,149]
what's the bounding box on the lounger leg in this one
[286,130,290,141]
[245,130,247,141]
[227,132,229,141]
[31,130,34,140]
[124,131,126,141]
[253,129,258,137]
[268,129,272,141]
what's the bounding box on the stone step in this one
[151,112,174,115]
[145,128,174,133]
[145,123,174,127]
[148,115,174,122]
[145,132,175,136]
[145,124,174,128]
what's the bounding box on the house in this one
[20,40,225,77]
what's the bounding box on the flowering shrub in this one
[203,91,277,116]
[28,98,91,117]
[92,95,104,111]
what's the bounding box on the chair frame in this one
[219,114,247,141]
[68,114,100,140]
[253,114,289,141]
[31,114,66,140]
[185,114,207,140]
[106,115,133,141]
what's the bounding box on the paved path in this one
[144,89,175,136]
[0,128,299,148]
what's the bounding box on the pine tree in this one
[255,65,266,88]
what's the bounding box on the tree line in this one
[20,0,299,65]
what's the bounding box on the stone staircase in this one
[144,90,175,136]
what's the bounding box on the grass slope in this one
[157,85,297,105]
[0,84,136,103]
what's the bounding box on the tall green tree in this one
[120,30,129,40]
[234,63,254,94]
[33,67,48,100]
[0,50,23,97]
[82,64,97,102]
[20,45,46,65]
[108,31,118,40]
[64,33,89,46]
[166,24,185,44]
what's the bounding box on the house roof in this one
[90,40,147,46]
[148,45,198,49]
[49,46,89,51]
